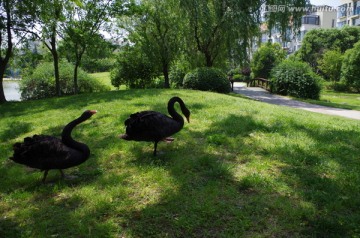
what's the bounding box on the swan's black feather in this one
[121,97,190,155]
[125,111,182,142]
[11,135,82,170]
[9,110,96,182]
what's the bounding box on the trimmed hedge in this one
[270,60,322,99]
[183,67,231,93]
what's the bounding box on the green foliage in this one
[297,27,360,68]
[81,58,116,73]
[169,67,186,88]
[232,74,244,82]
[251,43,287,79]
[183,67,231,93]
[271,60,322,99]
[341,41,360,92]
[20,61,109,100]
[133,0,183,88]
[317,49,343,82]
[331,81,349,92]
[180,0,262,67]
[110,46,157,89]
[169,59,191,88]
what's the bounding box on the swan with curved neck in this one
[10,110,97,182]
[120,97,190,156]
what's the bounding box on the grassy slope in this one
[0,89,360,237]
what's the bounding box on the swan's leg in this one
[153,141,158,156]
[59,169,65,179]
[42,170,49,183]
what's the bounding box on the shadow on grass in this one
[0,121,32,141]
[117,115,290,237]
[120,114,360,237]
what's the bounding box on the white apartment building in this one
[337,0,360,27]
[257,5,337,54]
[293,6,337,52]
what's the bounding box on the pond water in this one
[3,80,21,101]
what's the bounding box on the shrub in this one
[317,49,343,83]
[169,67,186,88]
[183,67,231,93]
[232,74,244,82]
[270,60,322,99]
[20,61,109,100]
[341,41,360,92]
[251,43,287,79]
[169,59,191,88]
[111,46,157,89]
[82,58,115,73]
[332,81,349,92]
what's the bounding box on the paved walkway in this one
[233,82,360,120]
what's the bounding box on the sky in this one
[310,0,341,7]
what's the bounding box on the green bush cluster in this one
[270,60,322,99]
[183,67,231,93]
[20,61,109,100]
[251,43,286,79]
[169,67,186,88]
[341,41,360,92]
[111,47,157,89]
[82,58,116,73]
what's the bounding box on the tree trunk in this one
[73,47,86,94]
[0,59,8,103]
[163,63,170,88]
[0,0,13,103]
[0,74,7,103]
[50,34,61,96]
[204,51,213,67]
[73,63,79,94]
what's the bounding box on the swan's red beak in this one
[89,110,97,115]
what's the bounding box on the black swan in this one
[120,97,190,156]
[10,110,97,182]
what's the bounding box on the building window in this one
[332,19,335,28]
[355,1,360,15]
[302,15,320,25]
[338,4,347,18]
[337,20,347,27]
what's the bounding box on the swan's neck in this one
[168,98,184,126]
[61,117,90,159]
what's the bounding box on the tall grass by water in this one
[1,89,359,237]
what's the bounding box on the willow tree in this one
[180,0,308,67]
[266,0,310,43]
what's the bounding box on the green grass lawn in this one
[90,72,126,91]
[302,90,360,111]
[1,89,360,237]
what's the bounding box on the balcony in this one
[302,15,320,25]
